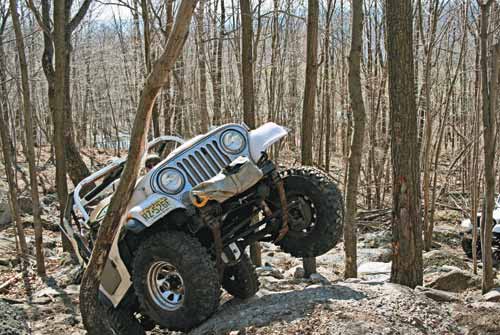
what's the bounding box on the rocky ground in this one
[1,148,500,334]
[1,221,500,335]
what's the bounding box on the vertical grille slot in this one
[177,162,196,186]
[206,142,227,167]
[212,141,231,164]
[182,159,203,184]
[188,155,210,180]
[202,146,223,173]
[195,151,217,177]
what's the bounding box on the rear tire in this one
[132,231,221,332]
[222,254,260,299]
[273,167,344,257]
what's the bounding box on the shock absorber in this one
[271,170,289,242]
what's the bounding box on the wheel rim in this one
[287,194,317,236]
[147,261,185,311]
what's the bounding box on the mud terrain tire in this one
[275,166,344,257]
[222,253,260,299]
[132,231,220,332]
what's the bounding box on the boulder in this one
[17,196,33,215]
[427,269,480,292]
[0,205,12,228]
[293,267,305,279]
[358,262,391,275]
[423,249,468,271]
[483,288,500,302]
[415,286,460,302]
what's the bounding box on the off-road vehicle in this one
[460,195,500,261]
[61,122,344,333]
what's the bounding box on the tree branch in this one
[69,0,92,32]
[25,0,50,35]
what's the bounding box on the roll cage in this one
[60,135,185,264]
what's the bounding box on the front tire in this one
[273,167,344,257]
[132,231,221,332]
[222,253,260,299]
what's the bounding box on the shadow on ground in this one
[190,284,367,335]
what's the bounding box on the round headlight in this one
[158,168,185,194]
[221,130,246,154]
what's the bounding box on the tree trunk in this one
[79,2,198,333]
[53,0,70,250]
[240,0,255,129]
[10,0,46,276]
[196,0,210,133]
[213,0,225,125]
[478,0,498,293]
[0,25,28,256]
[386,0,423,288]
[301,0,319,166]
[344,0,366,279]
[163,0,174,135]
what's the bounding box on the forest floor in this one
[1,147,500,335]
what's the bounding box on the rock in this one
[256,266,284,279]
[358,262,391,275]
[427,269,480,292]
[359,231,392,248]
[35,287,63,298]
[41,193,58,206]
[17,196,33,215]
[483,288,500,302]
[423,249,468,271]
[293,267,305,279]
[309,273,329,284]
[0,299,29,335]
[415,286,460,302]
[0,206,12,227]
[0,257,18,267]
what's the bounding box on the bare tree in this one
[240,0,255,128]
[9,0,45,275]
[196,0,210,133]
[344,0,366,279]
[477,0,499,294]
[301,0,318,166]
[79,1,198,333]
[386,0,423,288]
[0,2,28,256]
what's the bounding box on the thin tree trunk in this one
[196,1,210,133]
[301,0,319,166]
[0,22,28,256]
[478,0,498,293]
[240,0,255,129]
[344,0,366,279]
[10,0,46,275]
[213,0,225,125]
[53,0,70,250]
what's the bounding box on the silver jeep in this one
[61,122,344,333]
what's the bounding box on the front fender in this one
[127,193,186,230]
[248,122,289,161]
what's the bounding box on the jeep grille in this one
[176,140,231,185]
